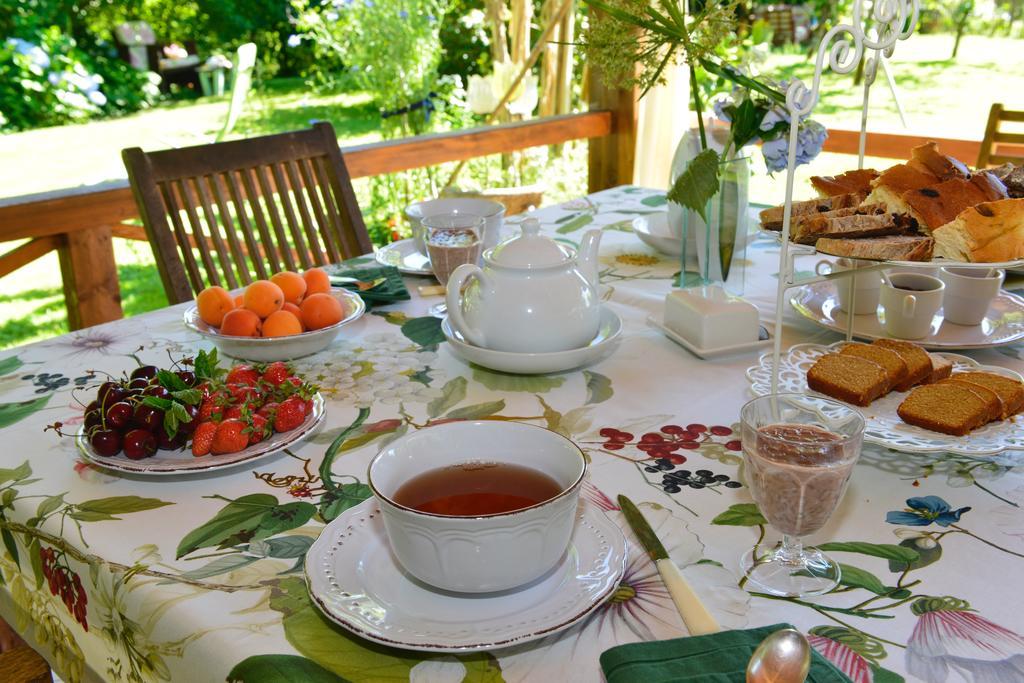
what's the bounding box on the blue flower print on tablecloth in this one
[885,496,971,527]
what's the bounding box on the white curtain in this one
[632,62,689,189]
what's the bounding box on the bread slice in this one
[952,371,1024,418]
[925,354,953,384]
[759,192,867,231]
[940,378,1004,423]
[873,339,933,391]
[840,342,909,392]
[898,174,1008,232]
[815,235,934,262]
[792,206,916,245]
[932,198,1024,263]
[807,353,889,406]
[812,169,879,197]
[906,142,971,181]
[898,383,992,436]
[985,163,1024,199]
[867,165,943,211]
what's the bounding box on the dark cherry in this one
[176,371,196,386]
[96,381,120,402]
[133,404,164,432]
[90,429,122,457]
[177,404,200,435]
[84,411,103,431]
[123,429,157,460]
[156,429,185,450]
[85,400,101,414]
[105,401,134,430]
[128,378,150,391]
[130,366,159,381]
[142,385,171,400]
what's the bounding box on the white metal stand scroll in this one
[769,0,921,393]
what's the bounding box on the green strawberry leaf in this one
[171,388,202,405]
[157,369,188,391]
[142,396,173,411]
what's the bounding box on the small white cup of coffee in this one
[879,273,945,340]
[816,258,881,315]
[368,420,586,593]
[939,267,1004,326]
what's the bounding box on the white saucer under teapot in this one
[445,218,603,353]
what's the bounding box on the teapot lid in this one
[487,218,571,267]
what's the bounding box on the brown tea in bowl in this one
[392,462,562,516]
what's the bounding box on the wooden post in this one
[58,225,123,329]
[587,67,638,193]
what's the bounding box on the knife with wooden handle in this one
[618,494,721,636]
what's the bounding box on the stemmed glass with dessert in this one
[422,212,484,317]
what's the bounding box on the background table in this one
[1,186,1023,683]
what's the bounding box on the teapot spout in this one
[577,229,603,289]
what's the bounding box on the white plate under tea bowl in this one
[790,281,1024,350]
[305,498,627,653]
[747,341,1024,458]
[375,238,434,276]
[441,306,622,374]
[76,394,325,475]
[633,214,682,256]
[183,289,365,362]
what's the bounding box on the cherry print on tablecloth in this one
[598,423,742,463]
[40,546,88,630]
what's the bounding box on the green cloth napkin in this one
[324,264,410,308]
[600,623,852,683]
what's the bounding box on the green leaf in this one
[67,510,117,522]
[36,494,65,519]
[1,514,19,568]
[194,348,224,382]
[75,495,173,519]
[640,194,667,207]
[176,494,278,559]
[171,388,202,405]
[870,665,905,683]
[0,461,31,485]
[265,535,315,559]
[458,652,505,683]
[835,564,889,595]
[0,356,23,376]
[0,394,51,430]
[711,503,766,526]
[818,541,920,564]
[27,537,43,589]
[666,148,720,223]
[556,214,594,234]
[180,554,259,580]
[583,371,613,405]
[250,502,316,542]
[1,489,14,507]
[319,483,372,523]
[143,396,173,411]
[400,316,445,347]
[427,376,468,418]
[321,409,370,493]
[157,369,188,391]
[227,655,350,683]
[445,400,506,420]
[888,538,942,572]
[471,367,566,393]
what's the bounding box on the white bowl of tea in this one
[368,420,587,593]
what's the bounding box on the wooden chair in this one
[0,617,51,683]
[123,123,372,304]
[977,103,1024,168]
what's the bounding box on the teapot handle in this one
[446,264,488,348]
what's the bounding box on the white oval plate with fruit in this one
[747,342,1024,458]
[72,354,326,475]
[184,270,365,362]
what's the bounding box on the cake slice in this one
[924,354,954,384]
[872,339,933,391]
[906,141,971,181]
[932,198,1024,263]
[806,353,888,406]
[792,206,915,245]
[898,383,992,436]
[840,342,909,392]
[812,169,879,197]
[940,378,1004,423]
[815,235,934,262]
[898,174,1008,233]
[952,371,1024,418]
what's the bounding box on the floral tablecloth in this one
[1,186,1023,683]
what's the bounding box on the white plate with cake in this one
[789,281,1024,349]
[747,341,1024,457]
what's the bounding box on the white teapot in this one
[445,219,603,353]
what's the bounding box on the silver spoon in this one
[746,628,812,683]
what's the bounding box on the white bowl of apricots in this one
[184,267,365,361]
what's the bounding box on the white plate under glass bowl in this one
[632,214,682,256]
[747,342,1024,457]
[184,289,365,362]
[441,306,622,374]
[375,238,434,276]
[305,498,627,653]
[790,281,1024,350]
[75,394,325,475]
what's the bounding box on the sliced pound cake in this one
[897,384,992,436]
[840,343,909,392]
[873,339,933,390]
[952,372,1024,419]
[940,378,1004,423]
[807,353,889,406]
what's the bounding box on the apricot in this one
[262,310,303,337]
[243,280,284,319]
[281,302,305,330]
[220,308,263,337]
[303,267,331,296]
[233,295,244,308]
[271,271,307,305]
[300,293,344,330]
[196,286,234,327]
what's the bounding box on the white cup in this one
[368,420,586,593]
[940,267,1004,326]
[816,258,881,315]
[885,264,940,279]
[879,273,945,340]
[406,198,505,256]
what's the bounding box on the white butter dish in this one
[649,315,773,359]
[663,285,760,349]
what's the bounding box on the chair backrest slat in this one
[978,103,1024,168]
[123,123,370,304]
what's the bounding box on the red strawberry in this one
[198,396,224,422]
[211,419,249,454]
[191,421,217,456]
[224,405,243,420]
[195,382,213,400]
[273,396,306,433]
[304,398,314,415]
[247,414,269,445]
[262,362,292,387]
[226,364,260,386]
[256,402,278,419]
[227,383,261,405]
